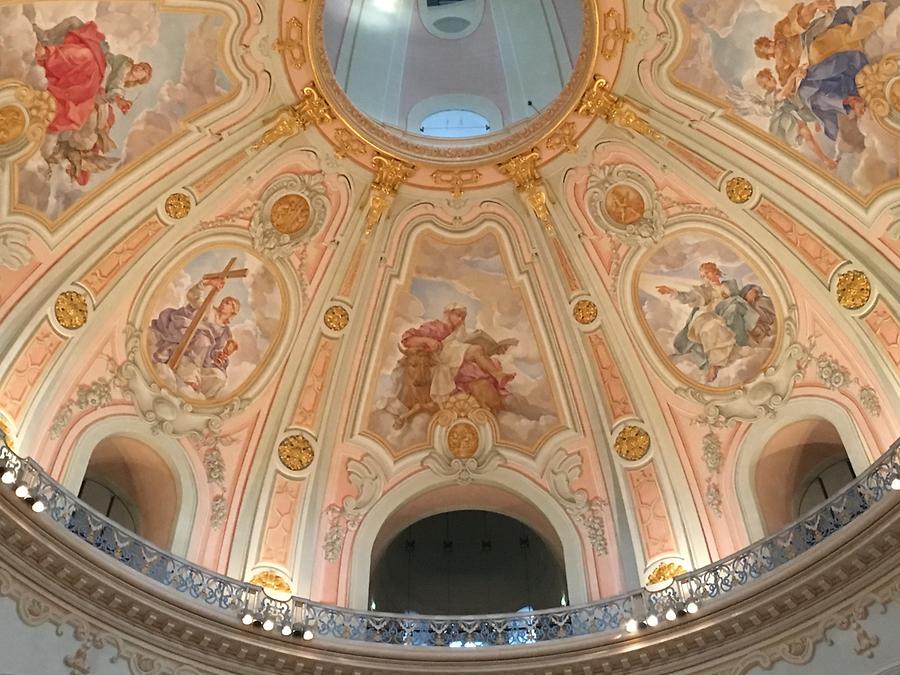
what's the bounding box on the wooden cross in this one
[168,257,248,371]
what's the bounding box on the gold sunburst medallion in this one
[278,435,314,471]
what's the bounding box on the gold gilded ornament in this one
[578,76,661,140]
[273,17,305,70]
[836,270,871,309]
[278,435,314,471]
[365,154,415,233]
[725,176,753,204]
[498,149,554,230]
[249,570,292,595]
[545,121,578,154]
[0,417,14,449]
[573,299,598,325]
[54,291,88,330]
[647,561,687,585]
[164,193,191,219]
[252,84,333,151]
[447,422,479,459]
[270,194,311,235]
[323,305,349,331]
[614,425,650,461]
[0,105,26,144]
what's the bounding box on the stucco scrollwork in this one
[250,173,328,258]
[323,455,385,562]
[423,416,503,484]
[0,229,33,270]
[586,165,665,245]
[543,448,609,555]
[115,326,248,440]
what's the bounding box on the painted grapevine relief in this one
[367,232,563,456]
[144,247,285,404]
[0,3,232,219]
[672,0,900,195]
[636,231,779,389]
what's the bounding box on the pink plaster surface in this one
[292,336,337,429]
[80,217,166,299]
[753,200,842,281]
[586,332,635,422]
[0,320,64,424]
[626,462,677,561]
[865,300,900,371]
[260,475,303,567]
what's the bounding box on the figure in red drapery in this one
[35,20,108,133]
[24,9,153,185]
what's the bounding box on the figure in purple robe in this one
[149,277,241,398]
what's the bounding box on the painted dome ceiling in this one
[0,0,897,609]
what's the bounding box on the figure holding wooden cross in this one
[148,257,248,399]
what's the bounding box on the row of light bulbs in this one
[624,600,699,634]
[0,463,46,513]
[240,611,315,641]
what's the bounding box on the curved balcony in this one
[0,432,898,673]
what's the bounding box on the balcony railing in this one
[0,430,897,647]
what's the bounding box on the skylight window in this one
[419,109,491,138]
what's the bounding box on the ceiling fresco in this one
[363,228,565,457]
[0,0,897,610]
[663,0,900,199]
[0,2,235,222]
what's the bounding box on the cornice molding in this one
[0,487,897,673]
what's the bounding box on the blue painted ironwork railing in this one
[0,430,897,647]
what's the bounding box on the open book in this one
[463,329,519,355]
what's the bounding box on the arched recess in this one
[733,397,871,541]
[60,416,199,557]
[348,468,590,610]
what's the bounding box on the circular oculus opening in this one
[319,0,590,157]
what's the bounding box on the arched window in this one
[78,477,137,533]
[77,435,180,549]
[419,109,492,138]
[754,419,856,534]
[797,457,856,515]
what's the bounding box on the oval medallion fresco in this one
[143,246,286,404]
[635,230,780,390]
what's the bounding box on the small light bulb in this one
[891,477,900,491]
[241,613,254,625]
[665,608,677,622]
[646,614,659,627]
[262,619,275,632]
[686,601,699,614]
[1,469,15,485]
[302,628,314,641]
[281,624,293,636]
[14,484,29,499]
[31,500,45,513]
[624,618,638,633]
